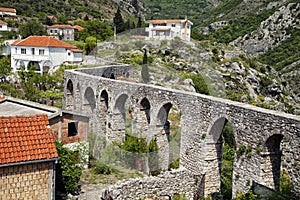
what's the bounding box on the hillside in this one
[0,0,136,23]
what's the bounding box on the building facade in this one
[146,19,193,41]
[47,25,75,41]
[10,36,83,74]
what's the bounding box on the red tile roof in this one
[11,36,78,49]
[73,25,84,31]
[0,114,58,165]
[48,24,74,29]
[70,48,84,53]
[147,19,183,24]
[0,7,16,13]
[0,20,7,25]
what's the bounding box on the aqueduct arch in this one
[63,65,300,199]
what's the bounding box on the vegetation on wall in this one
[55,141,83,194]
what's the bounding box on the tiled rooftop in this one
[0,114,58,165]
[11,36,78,49]
[0,7,16,13]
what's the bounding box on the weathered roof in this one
[11,36,77,49]
[48,24,74,29]
[0,20,7,25]
[0,114,58,165]
[147,19,193,25]
[73,25,84,31]
[0,7,16,13]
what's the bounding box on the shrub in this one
[93,161,116,175]
[55,141,83,194]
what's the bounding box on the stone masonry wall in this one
[0,162,54,199]
[64,65,300,199]
[103,168,200,200]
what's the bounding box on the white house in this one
[0,20,9,31]
[47,25,75,41]
[145,19,193,41]
[0,7,16,16]
[10,36,83,74]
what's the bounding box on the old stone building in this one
[63,65,300,199]
[0,114,58,199]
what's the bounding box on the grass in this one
[80,165,144,185]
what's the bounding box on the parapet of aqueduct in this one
[63,64,300,199]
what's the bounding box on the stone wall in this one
[63,65,300,199]
[0,162,54,199]
[103,168,201,200]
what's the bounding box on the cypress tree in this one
[113,7,125,33]
[142,49,150,83]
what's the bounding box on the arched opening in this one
[66,79,74,109]
[155,102,181,171]
[110,73,115,79]
[261,134,283,191]
[83,87,96,114]
[141,98,151,124]
[204,117,236,198]
[28,61,41,72]
[130,97,151,136]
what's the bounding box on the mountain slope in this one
[0,0,134,22]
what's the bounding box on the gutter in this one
[0,157,58,168]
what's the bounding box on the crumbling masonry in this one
[63,65,300,199]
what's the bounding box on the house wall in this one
[146,21,192,41]
[47,28,74,41]
[49,114,89,144]
[10,46,50,72]
[0,11,16,16]
[0,23,8,31]
[0,162,54,199]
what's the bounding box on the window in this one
[0,25,2,28]
[21,48,26,54]
[171,24,176,27]
[39,49,45,55]
[50,30,53,33]
[68,122,78,137]
[31,48,35,55]
[68,52,71,56]
[15,48,17,53]
[54,30,57,33]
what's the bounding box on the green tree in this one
[113,7,125,34]
[0,56,11,82]
[85,36,96,55]
[19,19,46,38]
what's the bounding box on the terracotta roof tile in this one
[0,20,7,25]
[73,25,84,31]
[0,7,16,13]
[48,24,74,29]
[11,36,78,49]
[0,114,58,165]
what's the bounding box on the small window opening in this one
[68,122,78,137]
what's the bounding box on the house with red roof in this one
[0,7,16,16]
[0,114,58,199]
[47,24,75,41]
[0,20,8,31]
[145,18,193,41]
[10,35,84,74]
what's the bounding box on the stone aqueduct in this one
[63,65,300,199]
